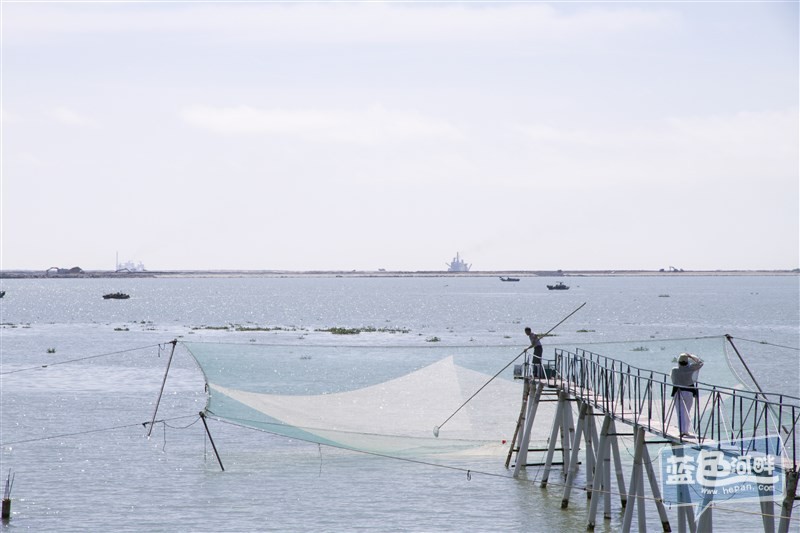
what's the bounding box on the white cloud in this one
[50,106,99,128]
[0,106,16,126]
[516,124,601,146]
[181,104,464,144]
[509,107,798,189]
[3,3,674,46]
[639,109,798,186]
[664,109,797,158]
[2,1,795,270]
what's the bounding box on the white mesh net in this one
[182,335,761,468]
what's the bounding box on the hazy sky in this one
[2,1,798,271]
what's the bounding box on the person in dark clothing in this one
[524,327,543,378]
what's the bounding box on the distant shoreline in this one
[1,269,797,279]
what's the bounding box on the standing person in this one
[524,327,543,378]
[671,353,704,437]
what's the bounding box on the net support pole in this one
[621,426,646,532]
[697,453,717,532]
[758,469,776,533]
[671,443,697,533]
[561,401,588,508]
[512,381,544,477]
[725,335,769,399]
[200,412,225,472]
[560,395,575,478]
[603,434,613,518]
[540,391,566,487]
[778,468,798,533]
[726,335,789,439]
[584,406,596,499]
[586,414,612,530]
[506,379,531,469]
[609,420,628,508]
[148,340,178,438]
[641,440,671,531]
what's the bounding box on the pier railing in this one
[553,348,800,469]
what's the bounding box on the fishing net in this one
[182,342,527,461]
[180,335,766,467]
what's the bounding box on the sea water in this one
[0,275,798,532]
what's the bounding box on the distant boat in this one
[500,277,520,282]
[446,252,471,272]
[0,291,5,298]
[547,282,569,291]
[103,292,130,300]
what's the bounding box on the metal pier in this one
[508,349,800,532]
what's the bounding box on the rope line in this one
[552,334,726,347]
[206,415,799,522]
[206,411,501,443]
[0,343,165,375]
[0,415,198,446]
[730,336,800,352]
[163,417,202,430]
[180,334,732,351]
[210,416,516,480]
[434,302,586,436]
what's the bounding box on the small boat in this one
[103,292,130,300]
[547,282,569,290]
[0,291,5,298]
[500,277,520,282]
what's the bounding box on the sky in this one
[1,1,798,272]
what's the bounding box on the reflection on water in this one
[1,275,797,531]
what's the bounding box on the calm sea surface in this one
[1,275,798,532]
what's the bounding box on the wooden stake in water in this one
[2,469,13,521]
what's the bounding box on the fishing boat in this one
[547,282,569,290]
[103,292,130,300]
[499,277,520,282]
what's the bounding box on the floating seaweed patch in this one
[235,325,300,332]
[316,326,410,335]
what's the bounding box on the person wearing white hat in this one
[671,352,704,436]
